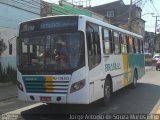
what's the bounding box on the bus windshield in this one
[17,32,85,74]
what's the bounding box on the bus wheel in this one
[130,71,138,88]
[103,78,112,105]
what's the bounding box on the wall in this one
[0,0,40,72]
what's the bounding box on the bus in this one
[15,15,145,105]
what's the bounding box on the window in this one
[140,40,144,53]
[134,38,139,53]
[113,32,120,54]
[121,34,127,54]
[86,22,101,70]
[102,28,110,54]
[138,39,141,53]
[18,32,85,74]
[128,36,134,53]
[106,11,115,18]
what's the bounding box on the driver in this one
[54,42,69,68]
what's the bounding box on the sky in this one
[43,0,160,33]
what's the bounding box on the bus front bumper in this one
[18,90,67,104]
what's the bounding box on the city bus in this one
[15,15,145,105]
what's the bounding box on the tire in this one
[130,71,138,88]
[102,78,112,106]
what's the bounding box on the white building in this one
[0,0,40,69]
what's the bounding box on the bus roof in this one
[19,15,143,39]
[79,15,143,39]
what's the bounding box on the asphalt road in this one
[1,67,160,120]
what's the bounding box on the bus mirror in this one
[9,44,12,55]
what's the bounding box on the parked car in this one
[153,54,160,63]
[156,58,160,71]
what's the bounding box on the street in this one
[1,67,160,120]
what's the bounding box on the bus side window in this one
[119,33,122,54]
[128,36,134,54]
[142,41,144,53]
[133,38,136,53]
[134,38,138,53]
[109,31,114,53]
[113,32,120,54]
[86,22,101,70]
[121,34,127,54]
[102,28,110,54]
[140,40,144,53]
[138,39,141,53]
[126,36,130,53]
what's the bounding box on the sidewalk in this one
[0,83,17,101]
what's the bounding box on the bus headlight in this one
[70,79,85,93]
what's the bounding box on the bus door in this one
[86,22,104,102]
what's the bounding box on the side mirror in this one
[9,43,12,55]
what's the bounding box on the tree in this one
[0,38,7,56]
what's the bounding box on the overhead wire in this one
[1,0,48,10]
[113,1,143,20]
[20,0,40,8]
[149,0,160,16]
[11,0,40,9]
[133,0,142,6]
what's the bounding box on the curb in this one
[145,66,154,71]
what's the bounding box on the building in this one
[155,33,160,53]
[144,31,155,53]
[0,0,40,80]
[88,0,145,36]
[41,0,108,22]
[41,0,53,17]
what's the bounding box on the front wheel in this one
[102,78,112,106]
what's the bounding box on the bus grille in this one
[22,76,70,94]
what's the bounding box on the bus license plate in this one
[40,96,51,102]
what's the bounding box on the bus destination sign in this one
[20,16,78,33]
[40,19,77,30]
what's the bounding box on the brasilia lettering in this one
[105,63,121,72]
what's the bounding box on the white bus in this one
[15,15,145,105]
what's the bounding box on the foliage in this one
[0,38,7,56]
[0,63,16,83]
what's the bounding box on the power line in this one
[141,0,147,8]
[20,0,40,8]
[149,0,160,16]
[0,1,40,15]
[133,0,143,6]
[12,0,40,9]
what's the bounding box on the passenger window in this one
[113,32,120,54]
[134,38,139,53]
[138,39,141,53]
[128,36,134,53]
[121,34,127,54]
[102,29,110,54]
[140,40,144,53]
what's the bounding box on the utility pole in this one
[128,0,133,31]
[152,15,160,53]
